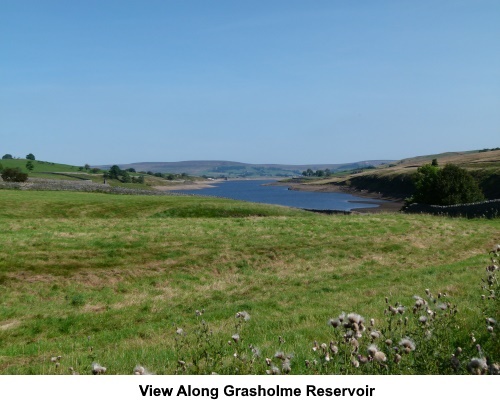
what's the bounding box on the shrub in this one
[410,163,484,205]
[1,167,28,182]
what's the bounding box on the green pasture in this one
[0,190,498,375]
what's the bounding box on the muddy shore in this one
[281,182,404,213]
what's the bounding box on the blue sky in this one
[1,0,499,165]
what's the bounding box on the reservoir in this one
[171,180,384,211]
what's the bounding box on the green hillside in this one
[298,149,500,200]
[0,158,83,173]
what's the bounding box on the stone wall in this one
[403,199,500,219]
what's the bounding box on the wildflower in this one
[133,365,145,375]
[305,360,310,368]
[195,309,204,316]
[486,317,496,326]
[278,336,285,344]
[68,367,79,375]
[357,354,369,364]
[176,328,184,335]
[329,342,338,354]
[351,358,359,368]
[487,326,494,333]
[373,351,387,363]
[91,362,107,375]
[370,318,375,326]
[266,366,280,375]
[490,244,500,254]
[328,318,341,328]
[367,344,378,357]
[419,316,427,324]
[50,356,62,363]
[467,358,487,375]
[397,306,405,314]
[324,353,330,362]
[399,338,416,353]
[384,339,392,346]
[232,334,240,343]
[437,303,448,311]
[338,312,346,322]
[347,313,364,325]
[388,305,398,315]
[394,354,402,364]
[250,345,261,358]
[413,296,426,308]
[370,330,381,340]
[282,359,291,374]
[274,351,286,360]
[236,311,250,321]
[265,358,272,366]
[489,363,500,375]
[451,355,460,371]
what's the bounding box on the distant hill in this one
[97,160,394,178]
[303,148,500,200]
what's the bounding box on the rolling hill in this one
[296,148,500,200]
[97,159,394,178]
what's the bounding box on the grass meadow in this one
[0,189,499,375]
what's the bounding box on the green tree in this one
[434,164,484,205]
[108,165,122,180]
[121,170,132,183]
[410,163,484,205]
[2,154,13,159]
[1,167,28,182]
[431,159,439,167]
[412,164,441,204]
[26,153,35,160]
[26,160,34,172]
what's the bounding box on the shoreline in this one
[281,182,404,213]
[154,178,404,213]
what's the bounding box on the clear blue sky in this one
[1,0,499,165]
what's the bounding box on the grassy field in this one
[0,189,499,375]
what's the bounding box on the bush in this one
[410,163,484,205]
[1,167,28,182]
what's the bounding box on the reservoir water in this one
[171,180,384,211]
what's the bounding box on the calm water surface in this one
[172,180,383,211]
